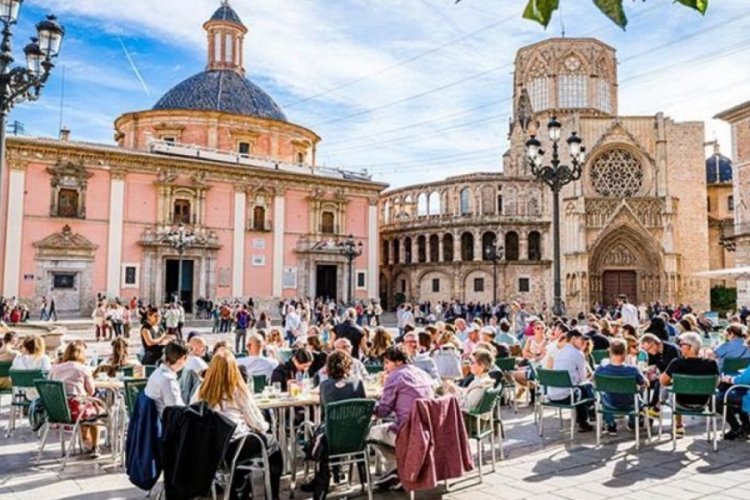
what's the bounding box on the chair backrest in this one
[278,349,294,363]
[0,360,12,378]
[469,386,503,416]
[118,365,134,378]
[144,365,157,377]
[494,357,516,372]
[594,374,638,395]
[10,369,47,389]
[723,357,750,374]
[325,398,376,456]
[672,374,718,397]
[252,374,267,394]
[536,368,573,389]
[124,378,149,417]
[365,364,383,375]
[34,379,72,424]
[591,350,609,365]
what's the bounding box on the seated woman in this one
[443,349,496,411]
[303,351,367,498]
[191,351,283,500]
[270,348,313,392]
[306,335,328,378]
[365,327,392,365]
[49,340,107,457]
[11,335,52,371]
[93,338,134,378]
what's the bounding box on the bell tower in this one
[203,0,247,75]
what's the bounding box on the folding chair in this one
[536,368,594,441]
[464,387,504,483]
[7,368,47,436]
[659,374,719,452]
[593,374,651,451]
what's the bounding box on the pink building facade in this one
[0,3,385,315]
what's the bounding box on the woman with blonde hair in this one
[94,338,135,378]
[367,326,393,363]
[11,335,51,371]
[192,352,282,499]
[50,340,106,456]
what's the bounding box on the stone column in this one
[367,200,378,299]
[105,169,126,298]
[272,193,285,297]
[473,229,482,261]
[2,161,26,297]
[438,234,444,262]
[232,188,247,297]
[453,231,461,263]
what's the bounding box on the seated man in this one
[640,333,681,417]
[402,332,439,380]
[594,338,647,435]
[237,333,278,380]
[659,332,719,435]
[495,319,518,347]
[316,338,367,383]
[184,335,209,374]
[712,324,750,372]
[369,345,434,490]
[144,341,189,417]
[548,329,594,432]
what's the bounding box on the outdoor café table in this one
[94,378,126,465]
[255,385,382,475]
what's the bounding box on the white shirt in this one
[620,303,639,328]
[144,364,185,416]
[541,340,562,369]
[184,355,208,374]
[237,355,278,380]
[548,344,587,400]
[11,354,52,372]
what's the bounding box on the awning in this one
[693,266,750,280]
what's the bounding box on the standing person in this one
[122,305,132,339]
[374,301,383,326]
[235,305,251,354]
[283,304,302,345]
[48,295,57,321]
[191,352,283,500]
[92,302,108,342]
[331,308,367,360]
[140,306,175,366]
[39,296,48,321]
[176,301,186,340]
[618,294,639,329]
[164,304,180,339]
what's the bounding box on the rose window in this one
[590,149,643,197]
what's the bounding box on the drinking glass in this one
[272,382,282,395]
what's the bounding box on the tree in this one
[455,0,708,29]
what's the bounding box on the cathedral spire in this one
[203,1,248,75]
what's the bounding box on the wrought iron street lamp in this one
[338,233,363,305]
[0,2,64,207]
[484,244,504,305]
[164,223,197,305]
[525,116,586,317]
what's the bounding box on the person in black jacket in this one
[270,349,313,391]
[331,308,367,359]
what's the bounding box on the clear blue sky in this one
[10,0,748,187]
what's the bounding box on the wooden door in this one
[602,270,637,306]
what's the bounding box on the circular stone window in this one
[590,149,643,197]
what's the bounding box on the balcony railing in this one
[248,219,273,232]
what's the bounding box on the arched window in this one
[482,232,497,261]
[558,55,587,108]
[404,237,412,264]
[461,232,474,261]
[459,188,471,215]
[482,186,495,215]
[252,205,266,231]
[392,239,400,264]
[505,231,519,261]
[321,211,335,234]
[173,198,192,224]
[417,193,428,216]
[528,231,542,261]
[429,235,439,262]
[428,191,441,215]
[417,235,426,263]
[443,234,454,262]
[382,240,390,265]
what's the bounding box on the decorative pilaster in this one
[272,193,285,297]
[232,188,247,296]
[106,169,126,297]
[3,161,27,296]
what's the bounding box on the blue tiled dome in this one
[706,152,732,184]
[209,3,244,27]
[152,70,287,121]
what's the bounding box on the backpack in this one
[28,398,47,432]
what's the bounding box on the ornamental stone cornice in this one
[7,159,28,171]
[33,224,98,260]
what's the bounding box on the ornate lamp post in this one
[164,223,197,305]
[338,233,363,305]
[525,116,586,317]
[484,244,504,305]
[0,2,64,207]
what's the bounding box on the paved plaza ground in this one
[2,327,750,499]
